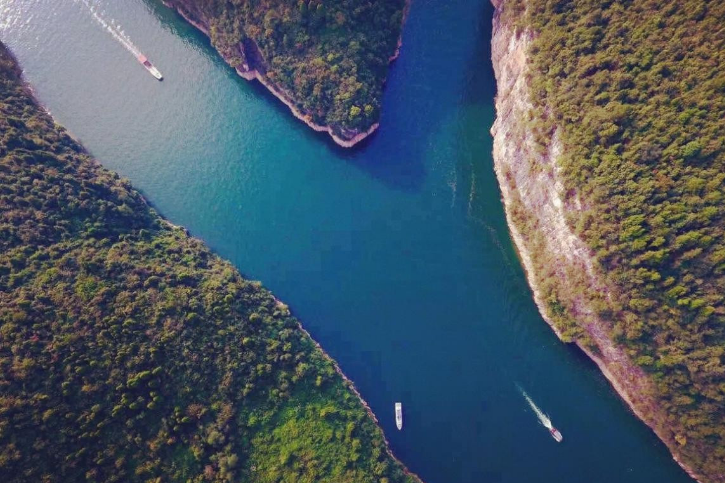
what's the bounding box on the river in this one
[0,1,693,482]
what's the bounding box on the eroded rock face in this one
[241,38,266,75]
[491,11,599,323]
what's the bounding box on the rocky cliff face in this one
[489,1,702,481]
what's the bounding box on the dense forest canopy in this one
[509,0,725,479]
[0,43,418,483]
[169,0,407,136]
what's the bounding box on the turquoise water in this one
[0,1,693,482]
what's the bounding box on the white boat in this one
[520,388,563,443]
[137,54,163,80]
[395,402,403,430]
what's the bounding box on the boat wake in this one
[520,387,552,429]
[518,385,563,442]
[75,0,142,58]
[76,0,162,80]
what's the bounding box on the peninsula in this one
[0,42,420,483]
[162,0,409,147]
[490,0,725,481]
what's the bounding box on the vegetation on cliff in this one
[166,0,406,138]
[506,0,725,478]
[0,43,417,483]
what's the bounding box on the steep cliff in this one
[162,0,408,147]
[490,0,725,481]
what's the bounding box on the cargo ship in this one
[137,54,163,80]
[395,402,403,430]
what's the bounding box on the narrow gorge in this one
[490,1,725,481]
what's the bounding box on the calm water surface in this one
[0,1,692,482]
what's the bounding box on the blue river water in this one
[0,1,693,482]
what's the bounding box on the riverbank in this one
[0,38,423,483]
[161,0,409,148]
[276,296,424,483]
[489,0,703,481]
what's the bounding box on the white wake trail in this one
[520,388,553,429]
[76,0,141,58]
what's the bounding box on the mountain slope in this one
[0,42,419,483]
[162,0,408,147]
[491,0,725,481]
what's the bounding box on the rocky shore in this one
[489,0,702,481]
[162,0,409,148]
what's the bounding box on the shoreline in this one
[162,0,410,148]
[156,6,422,474]
[276,298,424,483]
[4,39,421,481]
[488,1,703,482]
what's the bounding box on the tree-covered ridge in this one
[0,43,418,483]
[515,0,725,479]
[167,0,406,139]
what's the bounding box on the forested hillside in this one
[163,0,407,144]
[504,0,725,479]
[0,43,418,483]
